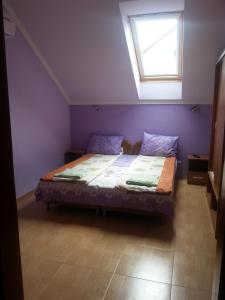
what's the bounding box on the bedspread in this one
[36,155,176,217]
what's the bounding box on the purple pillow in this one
[140,132,179,157]
[87,134,123,155]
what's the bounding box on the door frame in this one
[0,0,24,299]
[211,50,225,300]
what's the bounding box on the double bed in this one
[35,142,177,218]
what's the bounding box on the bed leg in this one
[46,202,50,213]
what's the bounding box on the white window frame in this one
[129,11,183,82]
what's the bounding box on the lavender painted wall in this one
[71,105,212,176]
[5,31,70,197]
[10,0,225,104]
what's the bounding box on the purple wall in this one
[10,0,225,104]
[4,30,213,197]
[5,32,70,197]
[71,105,212,176]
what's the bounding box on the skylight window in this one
[130,12,183,81]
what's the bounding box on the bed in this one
[35,137,177,218]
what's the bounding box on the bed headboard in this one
[132,141,142,155]
[122,140,142,155]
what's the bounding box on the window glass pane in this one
[134,16,179,77]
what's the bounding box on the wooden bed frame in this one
[121,139,142,155]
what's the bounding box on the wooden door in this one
[212,59,225,196]
[0,0,24,299]
[212,139,225,299]
[211,52,225,299]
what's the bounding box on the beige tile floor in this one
[17,180,216,300]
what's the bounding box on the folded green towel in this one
[54,168,85,179]
[126,176,159,187]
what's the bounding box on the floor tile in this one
[174,226,216,254]
[116,246,173,284]
[172,251,215,291]
[21,256,61,300]
[104,274,171,300]
[171,285,211,300]
[65,236,121,272]
[18,180,217,299]
[37,264,112,300]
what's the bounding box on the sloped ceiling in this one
[8,0,225,105]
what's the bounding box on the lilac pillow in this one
[140,132,179,157]
[87,134,123,155]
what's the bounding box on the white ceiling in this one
[8,0,225,105]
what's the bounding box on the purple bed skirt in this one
[35,181,174,217]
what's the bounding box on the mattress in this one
[36,155,176,217]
